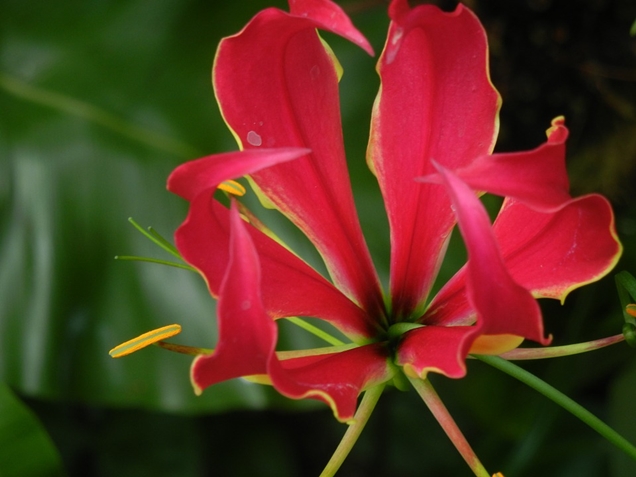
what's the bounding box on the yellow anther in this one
[492,473,505,477]
[109,324,182,358]
[218,180,246,196]
[626,304,636,318]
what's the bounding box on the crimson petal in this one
[288,0,373,54]
[168,148,309,201]
[368,2,501,318]
[425,194,622,330]
[178,190,378,339]
[426,163,548,345]
[191,205,392,421]
[420,117,571,212]
[271,344,393,422]
[213,3,383,314]
[396,326,474,379]
[493,195,622,300]
[190,203,278,393]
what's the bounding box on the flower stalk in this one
[409,377,491,477]
[320,384,385,477]
[475,354,636,461]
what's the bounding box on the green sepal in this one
[615,271,636,325]
[622,323,636,348]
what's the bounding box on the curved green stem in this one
[408,377,490,477]
[320,384,385,477]
[475,354,636,461]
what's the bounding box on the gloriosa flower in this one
[112,0,622,474]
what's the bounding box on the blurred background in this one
[1,0,636,475]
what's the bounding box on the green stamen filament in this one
[127,217,183,260]
[284,317,346,346]
[115,255,197,271]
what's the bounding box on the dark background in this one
[1,0,635,475]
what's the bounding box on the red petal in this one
[367,3,501,318]
[288,0,373,55]
[428,164,548,344]
[271,344,393,422]
[177,191,378,339]
[168,148,310,201]
[396,326,474,379]
[425,194,622,328]
[190,203,277,393]
[492,195,622,301]
[191,206,391,420]
[214,6,383,314]
[421,117,571,211]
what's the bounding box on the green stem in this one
[475,354,636,461]
[408,377,490,477]
[320,384,385,477]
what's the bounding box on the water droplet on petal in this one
[391,27,403,46]
[385,27,404,65]
[247,130,262,146]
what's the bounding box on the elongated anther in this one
[626,304,636,318]
[109,324,182,358]
[218,180,246,196]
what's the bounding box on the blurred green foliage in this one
[1,0,636,475]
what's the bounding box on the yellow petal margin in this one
[109,324,182,358]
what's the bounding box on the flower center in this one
[384,321,424,354]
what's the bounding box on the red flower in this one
[167,0,621,423]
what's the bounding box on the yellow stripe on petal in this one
[109,324,182,358]
[242,374,273,385]
[626,304,636,318]
[218,180,246,196]
[469,334,525,355]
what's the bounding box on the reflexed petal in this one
[492,195,622,301]
[213,4,382,313]
[190,205,392,419]
[421,117,571,211]
[177,190,377,339]
[288,0,373,55]
[424,194,622,335]
[368,3,501,318]
[168,148,310,201]
[427,164,548,345]
[396,326,475,379]
[190,203,278,394]
[468,334,524,355]
[271,343,393,422]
